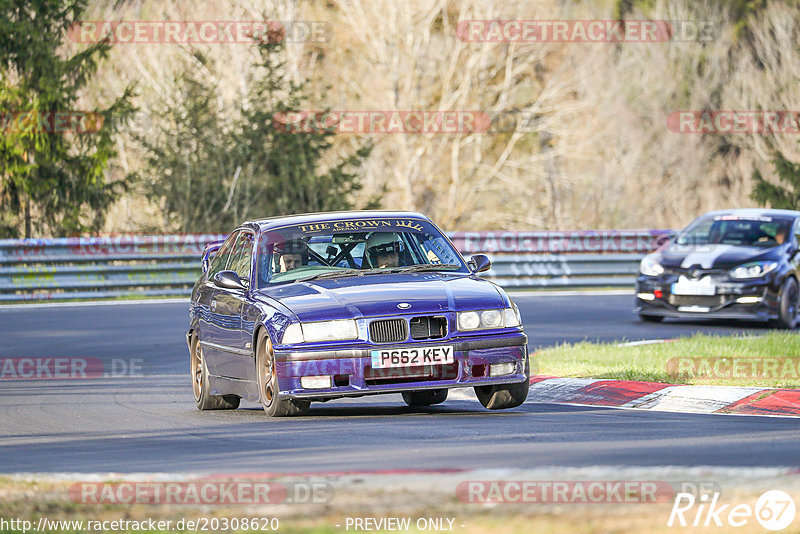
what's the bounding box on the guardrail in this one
[0,230,670,302]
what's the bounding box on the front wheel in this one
[474,359,530,410]
[774,277,799,329]
[256,330,309,417]
[402,389,448,407]
[190,334,240,410]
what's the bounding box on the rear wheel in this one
[774,277,799,329]
[256,330,309,417]
[190,334,240,410]
[474,359,530,410]
[639,314,664,323]
[402,389,448,407]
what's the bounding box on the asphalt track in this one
[0,293,797,474]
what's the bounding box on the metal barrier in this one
[0,235,224,302]
[0,231,670,302]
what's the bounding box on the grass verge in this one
[534,332,800,387]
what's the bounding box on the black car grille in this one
[369,319,408,343]
[664,268,728,283]
[410,316,447,340]
[668,295,725,308]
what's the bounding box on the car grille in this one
[664,268,728,283]
[410,316,447,340]
[668,295,725,308]
[369,318,408,343]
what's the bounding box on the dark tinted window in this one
[677,216,792,247]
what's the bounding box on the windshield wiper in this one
[389,264,462,273]
[296,264,460,282]
[295,268,394,282]
[295,269,363,282]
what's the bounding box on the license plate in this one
[370,345,454,369]
[672,278,716,296]
[677,305,710,313]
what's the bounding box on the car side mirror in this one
[213,270,248,291]
[468,254,492,273]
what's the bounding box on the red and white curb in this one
[527,376,800,417]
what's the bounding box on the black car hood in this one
[660,243,783,270]
[254,273,507,322]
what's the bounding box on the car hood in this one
[660,243,782,270]
[254,273,506,322]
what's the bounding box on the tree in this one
[0,0,134,237]
[751,151,800,210]
[138,38,377,234]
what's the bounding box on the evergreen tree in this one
[139,37,378,233]
[0,0,134,237]
[751,151,800,210]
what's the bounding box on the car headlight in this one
[280,319,359,344]
[458,308,520,331]
[639,254,664,277]
[729,261,778,279]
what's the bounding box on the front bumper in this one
[273,333,529,400]
[635,275,780,321]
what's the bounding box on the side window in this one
[416,233,461,265]
[207,231,239,278]
[793,221,800,247]
[228,232,255,282]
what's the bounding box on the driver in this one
[775,226,788,245]
[365,232,403,268]
[274,239,307,272]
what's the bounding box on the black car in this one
[636,209,800,327]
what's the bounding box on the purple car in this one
[187,211,529,416]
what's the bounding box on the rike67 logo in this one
[668,490,796,530]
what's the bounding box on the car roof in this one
[240,210,432,232]
[700,208,800,220]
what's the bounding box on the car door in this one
[198,230,239,376]
[211,230,254,379]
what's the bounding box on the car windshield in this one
[675,215,793,248]
[254,217,468,287]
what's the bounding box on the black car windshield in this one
[255,217,468,287]
[675,215,793,248]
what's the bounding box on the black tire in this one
[774,277,799,329]
[402,389,448,407]
[190,334,240,410]
[256,330,310,417]
[639,314,664,323]
[474,359,530,410]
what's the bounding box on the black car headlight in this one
[729,261,778,279]
[639,254,664,277]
